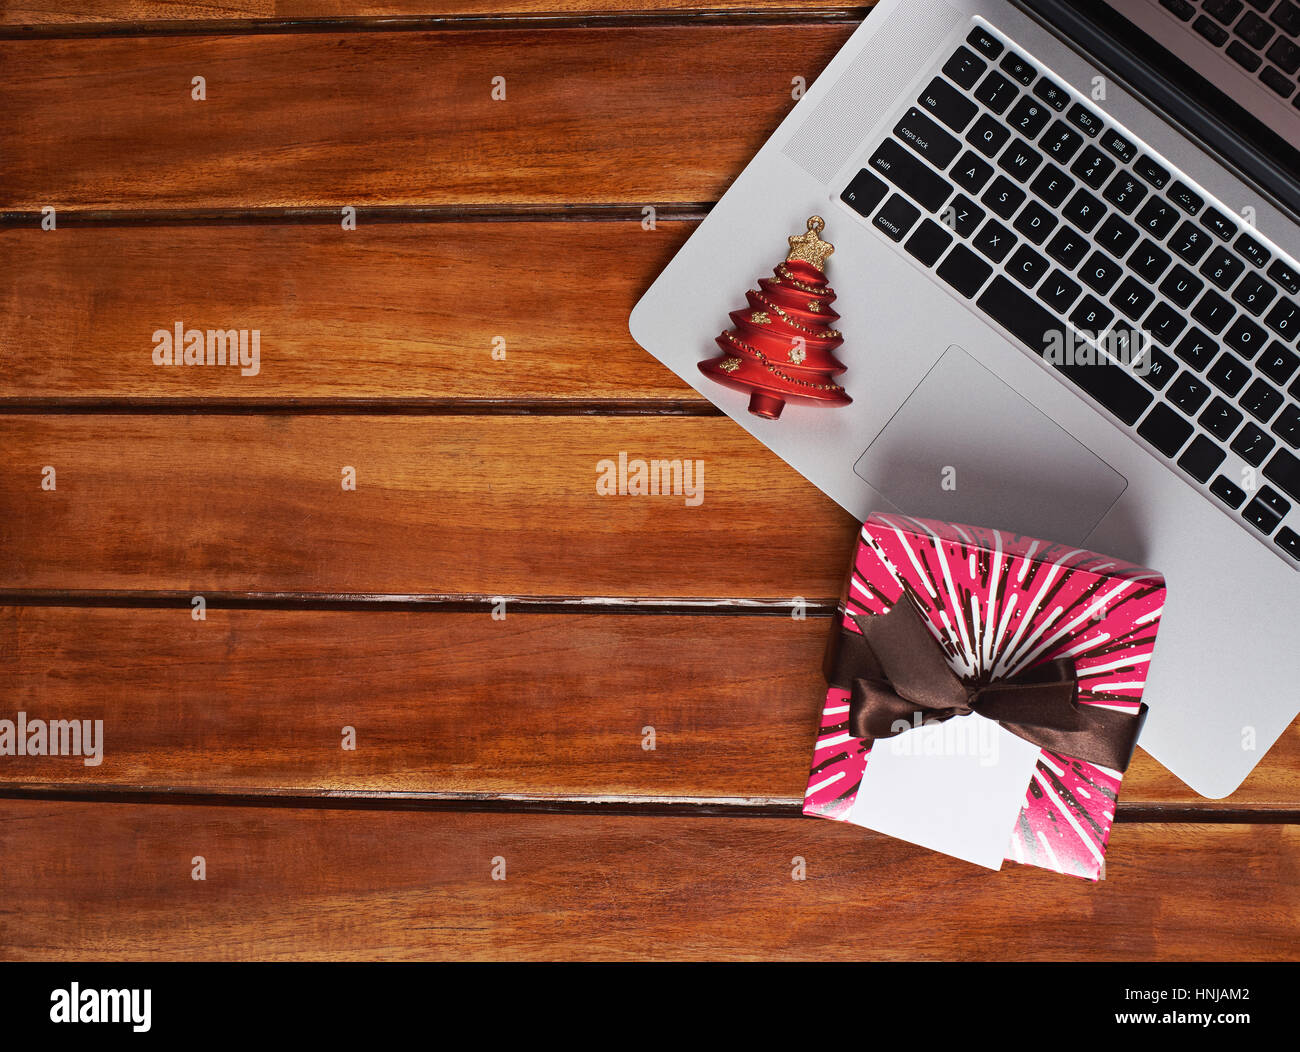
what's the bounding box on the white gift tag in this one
[847,713,1043,870]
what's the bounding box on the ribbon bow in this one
[825,601,1146,771]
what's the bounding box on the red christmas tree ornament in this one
[698,215,851,420]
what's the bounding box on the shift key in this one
[868,138,954,213]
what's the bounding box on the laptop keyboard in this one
[1158,0,1300,104]
[839,21,1300,567]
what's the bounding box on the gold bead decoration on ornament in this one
[807,300,821,312]
[750,290,842,338]
[786,216,835,271]
[719,357,741,373]
[776,263,830,294]
[750,311,771,324]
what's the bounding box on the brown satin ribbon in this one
[825,601,1147,772]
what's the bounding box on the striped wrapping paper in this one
[803,513,1167,881]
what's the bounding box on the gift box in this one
[803,513,1167,880]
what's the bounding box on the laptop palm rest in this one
[853,345,1128,546]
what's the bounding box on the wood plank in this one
[0,25,853,211]
[0,415,859,596]
[0,221,704,403]
[1,1,873,28]
[2,605,1296,808]
[1,801,1294,959]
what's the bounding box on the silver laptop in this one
[630,0,1300,798]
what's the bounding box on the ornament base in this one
[748,391,786,420]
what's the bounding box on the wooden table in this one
[1,0,1296,962]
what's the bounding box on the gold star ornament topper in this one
[786,215,835,271]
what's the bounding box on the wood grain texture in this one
[0,222,703,402]
[0,415,858,595]
[0,25,853,211]
[2,605,1297,808]
[0,0,873,28]
[1,801,1294,960]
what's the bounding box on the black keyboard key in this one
[1030,164,1074,208]
[918,77,979,131]
[1102,172,1147,214]
[972,218,1015,262]
[1232,272,1278,315]
[1039,269,1083,312]
[943,46,988,90]
[1201,396,1244,439]
[1040,121,1084,162]
[1169,372,1212,414]
[999,51,1037,86]
[945,194,984,238]
[1272,402,1300,446]
[1131,240,1172,283]
[977,273,1063,352]
[1007,244,1050,288]
[1157,268,1203,314]
[1046,225,1089,269]
[998,139,1043,182]
[1135,197,1179,239]
[937,243,993,298]
[1211,474,1248,507]
[1070,294,1114,333]
[1191,289,1235,333]
[1062,188,1104,232]
[1080,251,1124,295]
[1278,526,1300,559]
[1134,344,1177,389]
[1096,214,1139,258]
[1242,494,1283,534]
[1240,378,1285,422]
[952,151,995,193]
[905,218,954,267]
[1099,130,1136,163]
[1237,232,1271,269]
[1235,10,1276,49]
[1227,39,1264,71]
[1225,314,1268,358]
[1139,402,1196,456]
[1066,102,1104,138]
[1160,0,1196,20]
[981,175,1025,219]
[841,168,888,217]
[1175,327,1219,371]
[1259,65,1296,97]
[1193,14,1230,46]
[1271,0,1300,34]
[874,193,921,241]
[966,114,1011,158]
[894,107,963,168]
[1268,260,1300,295]
[1032,76,1070,111]
[974,70,1018,114]
[1200,206,1237,241]
[1266,37,1300,75]
[1014,200,1058,245]
[1264,447,1300,502]
[1207,352,1251,396]
[1143,302,1187,346]
[1110,276,1155,321]
[1231,421,1276,465]
[1261,342,1300,384]
[1201,247,1246,290]
[1204,0,1244,24]
[1177,435,1227,482]
[1007,96,1051,139]
[1070,147,1115,189]
[1258,485,1292,517]
[1134,156,1171,189]
[1170,221,1213,264]
[1264,296,1300,340]
[967,27,1003,59]
[1167,180,1204,215]
[869,139,954,212]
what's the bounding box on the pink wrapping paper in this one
[803,513,1167,880]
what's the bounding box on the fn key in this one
[841,168,888,217]
[936,244,993,299]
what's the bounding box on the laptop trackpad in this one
[853,345,1127,546]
